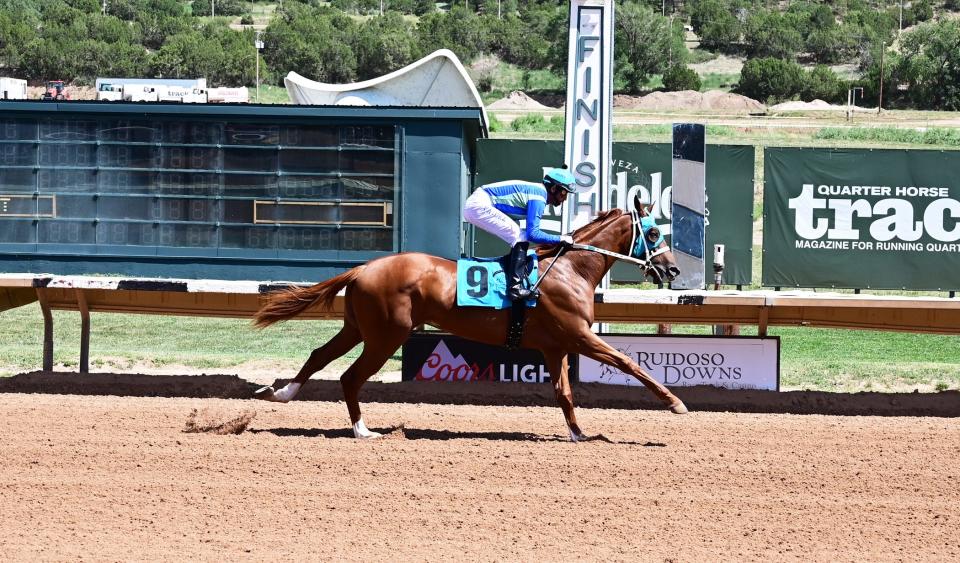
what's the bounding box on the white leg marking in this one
[254,382,301,403]
[568,426,585,443]
[353,418,383,439]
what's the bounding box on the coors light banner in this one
[402,332,578,383]
[764,147,960,290]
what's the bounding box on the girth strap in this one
[505,300,526,350]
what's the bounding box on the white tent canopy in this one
[284,49,488,131]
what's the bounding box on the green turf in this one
[2,298,957,392]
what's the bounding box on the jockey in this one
[463,167,577,301]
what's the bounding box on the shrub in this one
[662,64,702,92]
[736,57,805,103]
[509,113,564,133]
[192,0,246,17]
[240,14,254,25]
[802,65,847,103]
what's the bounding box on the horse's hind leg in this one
[254,322,362,403]
[341,327,410,439]
[575,330,688,414]
[544,350,586,442]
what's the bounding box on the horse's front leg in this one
[544,350,587,442]
[576,330,688,414]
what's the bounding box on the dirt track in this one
[1,375,959,561]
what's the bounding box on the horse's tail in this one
[252,266,366,328]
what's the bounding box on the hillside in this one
[1,0,959,109]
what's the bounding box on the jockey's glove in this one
[560,234,575,247]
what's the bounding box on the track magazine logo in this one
[789,183,960,251]
[414,339,550,383]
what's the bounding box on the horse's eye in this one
[646,227,660,244]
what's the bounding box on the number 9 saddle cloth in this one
[456,251,539,309]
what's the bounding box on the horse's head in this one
[631,195,680,284]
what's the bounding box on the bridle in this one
[568,210,670,279]
[532,210,672,294]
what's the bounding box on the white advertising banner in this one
[579,335,780,391]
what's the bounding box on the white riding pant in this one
[463,189,524,247]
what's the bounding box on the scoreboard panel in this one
[0,118,399,253]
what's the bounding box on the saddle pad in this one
[456,252,538,309]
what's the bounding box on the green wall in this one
[473,139,755,285]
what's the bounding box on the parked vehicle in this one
[122,84,159,102]
[157,86,208,103]
[41,80,70,101]
[96,83,123,101]
[0,77,27,100]
[207,87,249,103]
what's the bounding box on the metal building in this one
[0,102,485,281]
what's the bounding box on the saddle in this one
[456,251,538,350]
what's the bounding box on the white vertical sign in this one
[563,0,614,234]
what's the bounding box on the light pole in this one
[211,0,214,18]
[255,31,264,103]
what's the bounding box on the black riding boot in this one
[507,242,538,302]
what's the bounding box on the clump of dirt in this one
[770,99,846,111]
[380,423,407,440]
[614,89,765,112]
[487,90,554,111]
[183,408,256,435]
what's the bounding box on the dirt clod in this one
[183,408,256,435]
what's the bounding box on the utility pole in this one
[380,0,383,15]
[668,15,674,67]
[878,45,885,114]
[899,0,903,33]
[255,31,264,103]
[211,0,214,18]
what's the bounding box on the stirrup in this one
[509,286,539,302]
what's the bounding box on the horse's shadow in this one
[248,426,666,446]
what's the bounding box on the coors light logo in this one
[413,339,550,383]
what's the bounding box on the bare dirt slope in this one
[1,380,958,561]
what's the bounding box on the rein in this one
[531,211,669,291]
[569,242,669,267]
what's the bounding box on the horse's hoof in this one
[253,386,281,402]
[352,418,382,439]
[568,426,587,442]
[669,401,689,414]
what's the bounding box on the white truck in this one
[0,77,27,100]
[96,83,123,101]
[207,87,249,103]
[122,84,159,102]
[157,86,208,103]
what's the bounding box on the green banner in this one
[474,139,754,285]
[764,148,960,290]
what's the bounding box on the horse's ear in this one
[632,194,644,214]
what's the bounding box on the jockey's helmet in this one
[543,167,577,193]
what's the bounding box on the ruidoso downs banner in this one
[764,148,960,290]
[401,332,578,383]
[579,335,780,391]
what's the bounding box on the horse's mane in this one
[535,208,626,258]
[573,208,624,237]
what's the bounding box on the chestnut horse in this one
[252,198,688,441]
